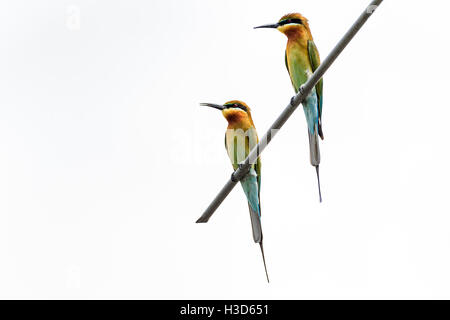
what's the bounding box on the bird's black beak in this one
[254,23,279,29]
[200,103,224,110]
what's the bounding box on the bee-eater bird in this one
[201,100,269,283]
[255,13,324,202]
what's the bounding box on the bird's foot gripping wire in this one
[290,95,296,107]
[231,163,250,182]
[290,87,305,107]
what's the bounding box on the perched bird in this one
[201,100,269,282]
[255,13,324,202]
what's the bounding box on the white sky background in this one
[0,0,449,299]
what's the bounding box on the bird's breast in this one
[286,41,312,90]
[225,127,258,169]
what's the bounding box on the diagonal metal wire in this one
[196,0,383,223]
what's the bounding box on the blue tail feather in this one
[302,88,319,135]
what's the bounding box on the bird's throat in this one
[223,110,254,129]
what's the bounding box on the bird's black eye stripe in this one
[225,104,247,111]
[279,18,303,26]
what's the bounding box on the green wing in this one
[225,131,262,209]
[248,130,261,204]
[248,135,262,213]
[256,156,261,205]
[285,50,289,73]
[284,51,297,92]
[307,40,324,139]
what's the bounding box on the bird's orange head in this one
[254,13,312,40]
[201,100,255,129]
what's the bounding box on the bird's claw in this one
[290,96,296,106]
[231,171,239,182]
[231,163,250,182]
